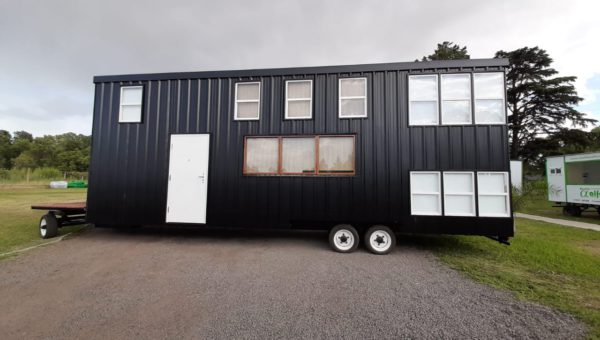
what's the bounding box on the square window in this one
[477,172,510,217]
[410,172,441,215]
[474,73,505,124]
[119,86,143,123]
[409,75,439,125]
[244,137,278,174]
[318,136,355,173]
[282,137,316,173]
[339,78,367,118]
[441,74,471,125]
[285,80,312,119]
[444,172,475,216]
[235,82,261,120]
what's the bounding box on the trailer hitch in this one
[485,235,510,246]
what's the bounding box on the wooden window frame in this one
[243,135,356,177]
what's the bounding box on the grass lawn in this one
[412,218,600,339]
[0,185,87,257]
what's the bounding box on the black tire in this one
[563,206,582,217]
[364,225,396,255]
[329,224,359,253]
[39,214,59,239]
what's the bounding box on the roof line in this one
[93,58,509,83]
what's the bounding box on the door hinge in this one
[167,206,170,213]
[169,174,171,181]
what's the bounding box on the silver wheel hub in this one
[369,230,391,251]
[333,229,354,251]
[40,219,47,237]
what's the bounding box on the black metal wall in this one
[87,59,513,236]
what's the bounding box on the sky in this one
[0,0,599,137]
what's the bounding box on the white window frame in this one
[408,74,439,126]
[473,72,506,125]
[285,80,313,120]
[338,77,368,119]
[440,73,472,125]
[119,85,143,123]
[443,172,476,216]
[410,171,442,216]
[477,171,511,217]
[234,81,261,121]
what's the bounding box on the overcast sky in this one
[1,0,599,136]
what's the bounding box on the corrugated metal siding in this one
[87,62,512,236]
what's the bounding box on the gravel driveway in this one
[0,227,585,339]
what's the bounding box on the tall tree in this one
[495,47,596,159]
[421,41,470,61]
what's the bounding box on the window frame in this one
[408,74,439,126]
[243,134,356,177]
[119,85,144,123]
[234,81,261,121]
[473,72,506,125]
[338,77,368,119]
[477,171,511,217]
[410,171,442,216]
[443,171,476,216]
[285,80,313,120]
[440,73,472,125]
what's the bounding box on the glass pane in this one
[411,173,440,193]
[412,194,441,215]
[409,101,438,125]
[236,83,260,100]
[121,87,142,105]
[236,102,259,119]
[444,173,473,193]
[287,100,311,118]
[478,173,507,194]
[479,195,508,216]
[245,138,278,173]
[566,162,600,185]
[442,100,471,124]
[409,75,437,101]
[340,98,366,117]
[445,195,475,215]
[340,78,366,97]
[287,81,311,99]
[441,74,470,100]
[120,105,142,122]
[475,99,504,123]
[282,137,315,173]
[474,73,504,99]
[318,137,354,173]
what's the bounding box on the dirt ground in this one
[0,227,586,339]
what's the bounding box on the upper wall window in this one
[285,80,313,119]
[234,82,261,120]
[119,86,143,123]
[339,77,367,118]
[441,74,471,125]
[474,73,505,124]
[409,75,438,125]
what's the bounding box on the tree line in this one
[0,130,90,172]
[422,42,598,174]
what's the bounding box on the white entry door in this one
[166,134,210,223]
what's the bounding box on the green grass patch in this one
[0,186,87,256]
[409,218,600,338]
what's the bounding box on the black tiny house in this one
[87,58,514,254]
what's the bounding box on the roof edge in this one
[93,58,509,83]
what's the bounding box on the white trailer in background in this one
[547,152,600,216]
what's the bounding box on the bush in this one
[512,180,546,212]
[0,169,9,180]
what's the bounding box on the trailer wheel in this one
[39,214,59,239]
[364,225,396,255]
[329,224,359,253]
[563,206,582,217]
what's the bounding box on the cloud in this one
[1,0,599,136]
